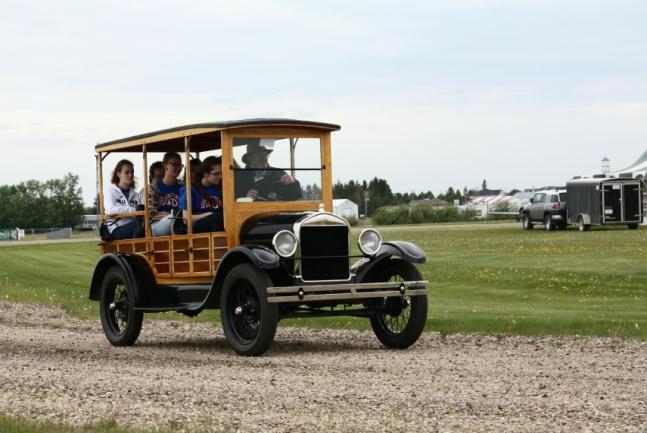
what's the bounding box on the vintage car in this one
[89,119,428,355]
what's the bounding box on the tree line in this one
[0,174,85,229]
[333,177,488,215]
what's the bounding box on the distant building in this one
[332,199,359,219]
[472,188,503,197]
[77,214,99,231]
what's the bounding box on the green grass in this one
[1,224,646,338]
[0,415,225,433]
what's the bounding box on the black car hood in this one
[239,212,313,245]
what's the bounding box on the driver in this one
[235,139,302,201]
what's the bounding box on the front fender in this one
[353,241,426,282]
[89,253,155,303]
[378,241,426,264]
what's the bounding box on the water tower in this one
[601,156,610,175]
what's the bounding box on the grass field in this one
[0,415,189,433]
[0,223,646,338]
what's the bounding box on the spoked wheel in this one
[220,263,278,356]
[99,267,143,346]
[369,260,428,349]
[522,214,533,230]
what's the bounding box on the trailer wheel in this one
[99,266,143,346]
[220,263,278,356]
[577,216,590,232]
[628,223,639,230]
[522,214,533,230]
[544,215,555,231]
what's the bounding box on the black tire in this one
[369,260,428,349]
[628,223,639,230]
[220,263,278,356]
[522,213,533,230]
[99,266,143,346]
[577,216,590,232]
[544,214,555,231]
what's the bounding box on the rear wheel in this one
[628,223,639,230]
[220,263,278,356]
[577,216,590,232]
[522,214,533,230]
[369,260,427,349]
[99,266,143,346]
[544,215,555,231]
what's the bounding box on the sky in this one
[1,0,647,204]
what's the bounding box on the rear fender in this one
[578,213,592,225]
[89,253,155,304]
[200,245,281,309]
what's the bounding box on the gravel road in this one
[1,301,645,433]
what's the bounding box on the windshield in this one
[232,137,322,202]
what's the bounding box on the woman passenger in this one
[149,152,183,236]
[105,159,142,240]
[179,156,224,233]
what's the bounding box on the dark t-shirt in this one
[157,180,181,212]
[180,184,223,215]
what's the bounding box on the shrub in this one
[372,205,476,225]
[344,215,359,226]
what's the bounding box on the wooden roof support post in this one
[321,132,333,212]
[185,136,193,235]
[97,152,106,220]
[220,130,236,247]
[142,145,151,238]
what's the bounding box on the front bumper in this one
[266,280,428,303]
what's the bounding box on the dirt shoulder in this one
[0,301,645,433]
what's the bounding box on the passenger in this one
[179,156,224,233]
[148,152,183,236]
[181,157,202,184]
[149,161,164,184]
[105,159,142,240]
[139,161,163,197]
[235,139,302,201]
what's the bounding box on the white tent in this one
[333,199,359,219]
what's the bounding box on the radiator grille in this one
[299,225,349,281]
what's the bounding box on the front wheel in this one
[577,216,591,232]
[369,260,428,349]
[220,263,278,356]
[99,266,143,346]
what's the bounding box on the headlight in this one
[272,230,298,257]
[358,228,382,256]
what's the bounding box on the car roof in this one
[95,118,341,153]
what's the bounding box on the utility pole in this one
[364,190,370,219]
